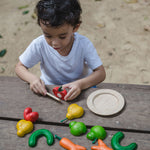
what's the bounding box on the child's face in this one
[40,22,79,55]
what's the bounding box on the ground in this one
[0,0,150,85]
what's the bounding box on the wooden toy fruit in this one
[67,104,84,119]
[69,121,87,136]
[91,139,113,150]
[55,134,86,150]
[53,86,67,100]
[87,125,106,143]
[16,119,33,137]
[24,107,39,122]
[111,132,138,150]
[61,104,84,123]
[28,129,54,147]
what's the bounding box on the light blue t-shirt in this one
[19,32,102,85]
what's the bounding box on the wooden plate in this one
[87,89,125,116]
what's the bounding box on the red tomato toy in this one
[53,86,67,100]
[24,107,39,122]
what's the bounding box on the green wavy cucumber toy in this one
[111,132,137,150]
[28,129,54,147]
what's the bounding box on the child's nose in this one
[51,38,60,46]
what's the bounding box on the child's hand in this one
[62,82,81,101]
[30,78,47,96]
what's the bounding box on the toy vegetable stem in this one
[111,132,138,150]
[55,134,86,150]
[60,118,68,123]
[55,134,62,140]
[58,86,63,91]
[92,137,98,144]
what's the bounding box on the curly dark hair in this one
[36,0,82,27]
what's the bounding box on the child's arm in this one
[62,65,106,101]
[15,61,47,95]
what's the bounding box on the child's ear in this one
[73,24,80,32]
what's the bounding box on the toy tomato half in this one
[53,86,67,100]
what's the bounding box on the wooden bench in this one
[0,76,150,149]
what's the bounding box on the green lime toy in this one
[87,125,106,144]
[69,121,87,136]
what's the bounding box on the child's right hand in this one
[30,78,47,96]
[62,81,82,101]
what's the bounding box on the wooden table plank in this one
[0,76,150,131]
[0,119,149,150]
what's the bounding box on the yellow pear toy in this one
[67,104,84,119]
[61,104,84,123]
[16,119,33,137]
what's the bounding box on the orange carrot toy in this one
[91,139,113,150]
[55,134,86,150]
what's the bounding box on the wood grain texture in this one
[0,120,149,150]
[0,76,150,131]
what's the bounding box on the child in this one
[15,0,106,101]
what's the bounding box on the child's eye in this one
[45,36,52,38]
[59,36,66,39]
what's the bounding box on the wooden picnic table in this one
[0,76,150,149]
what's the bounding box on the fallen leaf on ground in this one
[18,5,29,10]
[124,0,138,3]
[144,25,150,31]
[0,67,5,73]
[98,23,105,28]
[22,10,29,15]
[0,49,7,57]
[31,13,37,19]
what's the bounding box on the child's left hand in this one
[62,81,81,101]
